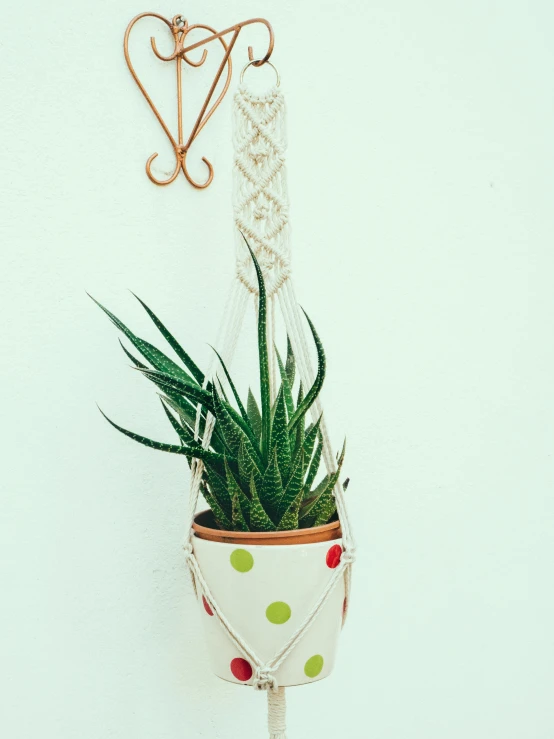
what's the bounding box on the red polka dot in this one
[202,595,214,616]
[326,544,342,568]
[230,657,253,682]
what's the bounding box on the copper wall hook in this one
[123,12,274,189]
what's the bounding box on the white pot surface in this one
[192,534,345,687]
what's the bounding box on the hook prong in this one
[181,152,214,190]
[146,152,181,186]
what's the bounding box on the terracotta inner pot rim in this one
[192,509,341,546]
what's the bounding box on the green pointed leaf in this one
[310,493,337,528]
[131,292,204,385]
[148,372,250,452]
[303,421,323,497]
[204,464,232,518]
[247,389,262,442]
[304,437,323,498]
[277,484,304,531]
[260,447,284,522]
[294,383,305,451]
[119,339,147,369]
[211,346,255,438]
[288,311,326,433]
[243,240,271,459]
[238,438,262,492]
[303,416,322,463]
[239,488,251,521]
[160,392,206,439]
[226,460,250,531]
[300,440,346,526]
[249,474,277,532]
[201,482,232,530]
[275,347,295,422]
[90,295,199,386]
[279,449,305,518]
[116,340,207,438]
[231,490,249,531]
[301,473,331,516]
[137,367,214,413]
[130,363,214,447]
[160,399,190,445]
[98,408,228,467]
[211,386,262,465]
[285,336,295,387]
[270,386,291,482]
[157,392,230,459]
[159,391,228,454]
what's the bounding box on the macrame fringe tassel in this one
[268,687,287,739]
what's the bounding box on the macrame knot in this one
[253,666,277,691]
[342,547,357,566]
[182,542,194,561]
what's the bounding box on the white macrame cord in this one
[182,81,355,739]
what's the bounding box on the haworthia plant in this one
[92,243,346,531]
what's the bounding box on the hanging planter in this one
[96,13,355,739]
[192,490,345,689]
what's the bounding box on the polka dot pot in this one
[193,528,345,687]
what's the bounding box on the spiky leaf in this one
[244,241,271,459]
[98,408,228,467]
[201,482,232,530]
[301,440,346,526]
[288,311,326,433]
[138,368,214,414]
[91,295,198,386]
[294,383,305,450]
[310,493,337,528]
[279,449,305,518]
[247,389,262,442]
[238,438,262,492]
[211,346,255,438]
[249,474,277,532]
[131,292,204,385]
[160,399,190,445]
[277,485,304,530]
[276,347,295,422]
[260,447,284,522]
[285,336,295,387]
[270,386,291,482]
[231,489,249,531]
[204,464,233,519]
[226,460,250,531]
[212,386,262,464]
[303,416,322,464]
[119,339,147,369]
[304,428,323,497]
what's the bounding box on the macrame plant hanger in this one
[124,13,355,739]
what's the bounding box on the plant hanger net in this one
[182,70,356,739]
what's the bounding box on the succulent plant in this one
[92,244,345,531]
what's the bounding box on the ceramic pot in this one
[192,509,346,687]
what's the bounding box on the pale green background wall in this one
[2,1,554,737]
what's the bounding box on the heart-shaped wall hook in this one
[123,12,274,189]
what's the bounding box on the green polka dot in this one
[265,601,291,624]
[230,548,254,573]
[304,654,324,678]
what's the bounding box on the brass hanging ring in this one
[240,59,280,86]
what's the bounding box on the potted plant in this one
[92,245,348,688]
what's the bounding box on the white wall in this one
[2,1,554,737]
